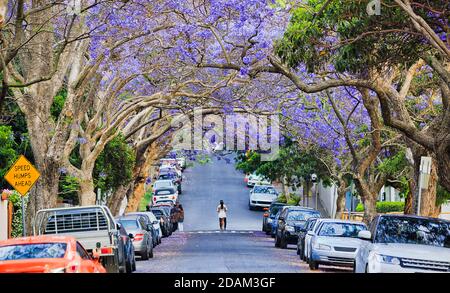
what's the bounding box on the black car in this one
[117,223,136,273]
[297,217,320,260]
[151,207,172,237]
[154,204,179,232]
[262,202,287,235]
[275,206,321,249]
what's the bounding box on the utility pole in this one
[417,157,432,216]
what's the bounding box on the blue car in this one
[270,209,283,238]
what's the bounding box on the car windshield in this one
[155,189,175,195]
[119,220,139,230]
[270,205,285,216]
[253,186,277,194]
[318,222,366,238]
[375,217,450,247]
[159,174,175,180]
[154,181,172,188]
[287,210,321,221]
[0,243,67,261]
[151,210,163,218]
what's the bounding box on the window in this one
[76,242,90,260]
[375,216,450,247]
[0,243,67,261]
[318,222,367,238]
[286,210,321,221]
[119,220,139,230]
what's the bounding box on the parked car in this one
[249,185,279,210]
[158,172,182,194]
[117,215,153,260]
[262,202,287,234]
[270,209,284,237]
[160,165,182,178]
[117,223,136,273]
[354,214,450,273]
[304,218,327,262]
[0,235,106,273]
[153,204,180,232]
[152,179,177,194]
[247,173,271,188]
[297,217,320,260]
[151,207,173,237]
[308,219,367,270]
[176,157,186,170]
[34,205,126,273]
[127,212,162,246]
[153,187,178,205]
[275,206,321,249]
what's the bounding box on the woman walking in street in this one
[217,200,228,230]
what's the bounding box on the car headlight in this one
[314,243,331,251]
[375,254,401,265]
[286,225,295,232]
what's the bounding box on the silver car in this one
[127,211,163,243]
[308,219,367,270]
[117,215,154,260]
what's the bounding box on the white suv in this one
[355,214,450,273]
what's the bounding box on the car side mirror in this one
[358,230,372,240]
[128,233,134,239]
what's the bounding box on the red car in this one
[0,235,106,273]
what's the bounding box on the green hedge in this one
[277,193,300,206]
[356,201,404,213]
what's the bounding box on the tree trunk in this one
[335,179,348,219]
[419,158,440,217]
[108,183,132,216]
[354,179,378,224]
[404,179,415,214]
[26,160,59,235]
[79,176,97,206]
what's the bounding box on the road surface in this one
[136,154,351,273]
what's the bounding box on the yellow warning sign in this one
[4,155,41,196]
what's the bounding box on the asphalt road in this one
[136,154,351,273]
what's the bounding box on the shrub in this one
[356,201,404,213]
[277,193,300,205]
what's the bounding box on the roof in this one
[379,214,450,223]
[317,218,366,225]
[0,235,76,246]
[283,206,320,212]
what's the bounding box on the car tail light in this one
[263,213,269,217]
[133,234,144,241]
[153,197,156,202]
[100,247,114,255]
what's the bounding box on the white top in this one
[217,204,227,218]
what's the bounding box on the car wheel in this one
[248,201,254,211]
[279,234,287,249]
[274,234,281,247]
[141,244,149,261]
[365,264,369,273]
[352,261,356,273]
[309,261,319,270]
[300,246,305,261]
[149,246,154,259]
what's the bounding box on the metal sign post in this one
[417,157,432,216]
[21,196,26,236]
